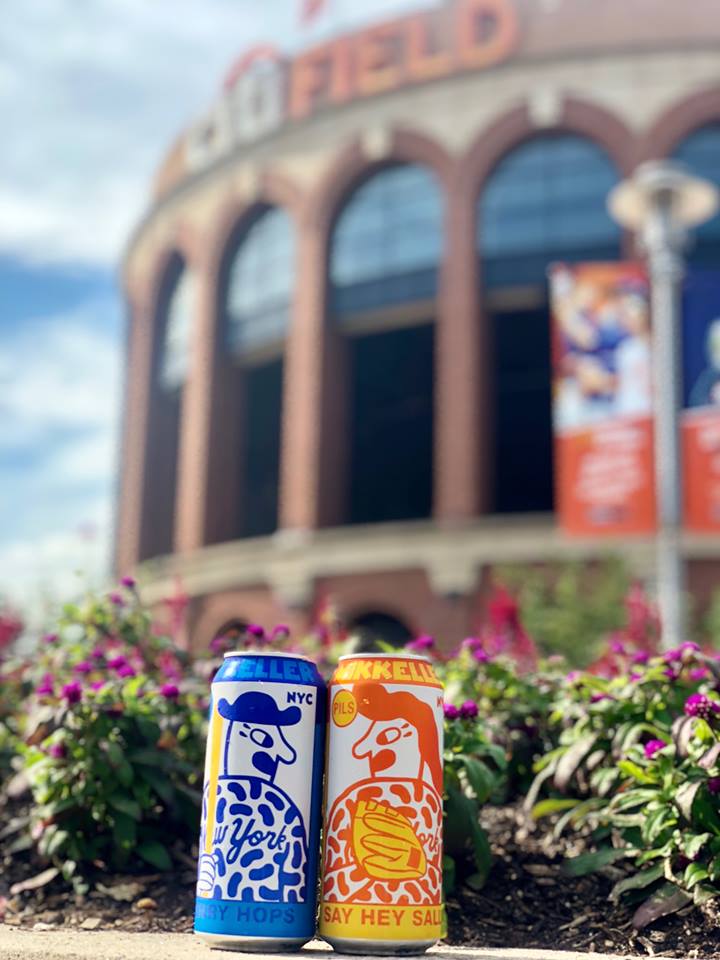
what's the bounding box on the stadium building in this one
[116,0,720,650]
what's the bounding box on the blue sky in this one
[0,0,434,622]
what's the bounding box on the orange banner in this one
[550,263,656,536]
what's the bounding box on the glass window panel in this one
[673,125,720,259]
[160,266,194,391]
[478,134,621,289]
[330,164,442,316]
[225,206,295,354]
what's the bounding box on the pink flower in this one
[107,655,128,670]
[160,683,179,699]
[407,634,434,652]
[109,592,124,607]
[90,680,106,691]
[210,635,227,655]
[247,624,265,639]
[708,777,720,795]
[117,664,136,679]
[689,667,709,682]
[120,576,136,589]
[91,646,105,660]
[610,638,626,656]
[472,647,490,664]
[632,650,650,665]
[460,700,479,719]
[443,703,460,720]
[590,693,612,703]
[36,673,54,696]
[61,681,82,704]
[272,625,290,639]
[48,743,66,760]
[684,693,720,720]
[43,633,58,645]
[644,739,666,759]
[73,661,92,674]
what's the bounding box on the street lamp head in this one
[608,160,719,232]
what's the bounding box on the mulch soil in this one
[2,799,719,957]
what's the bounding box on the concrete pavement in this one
[0,929,680,960]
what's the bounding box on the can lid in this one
[222,649,313,662]
[337,651,432,664]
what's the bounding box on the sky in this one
[0,0,438,626]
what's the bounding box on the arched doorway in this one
[348,611,413,650]
[477,133,622,513]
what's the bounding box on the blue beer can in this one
[194,650,326,951]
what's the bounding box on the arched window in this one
[140,253,188,561]
[673,124,720,265]
[225,206,295,356]
[330,164,442,317]
[210,206,294,542]
[328,164,442,525]
[478,134,621,513]
[159,260,194,390]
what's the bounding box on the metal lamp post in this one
[608,161,719,648]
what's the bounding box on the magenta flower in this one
[117,664,136,679]
[36,673,54,696]
[272,624,290,639]
[684,693,720,720]
[590,693,612,703]
[443,703,460,720]
[460,700,479,719]
[91,646,105,660]
[160,683,179,699]
[630,672,642,682]
[708,777,720,795]
[690,667,709,682]
[472,647,490,664]
[632,650,650,665]
[407,634,435,652]
[566,670,580,683]
[43,632,58,645]
[663,667,679,681]
[120,576,136,589]
[247,624,265,639]
[90,680,106,691]
[107,655,128,670]
[48,743,66,760]
[61,681,82,704]
[73,660,92,674]
[644,739,666,759]
[665,641,700,664]
[610,639,626,656]
[462,636,482,651]
[210,635,227,654]
[109,592,124,606]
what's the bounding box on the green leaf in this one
[563,846,631,877]
[683,862,710,890]
[611,863,664,901]
[442,855,456,896]
[443,854,455,896]
[113,812,136,850]
[460,756,496,804]
[138,767,174,805]
[531,798,581,819]
[617,760,655,785]
[136,840,172,871]
[108,795,142,821]
[46,829,69,858]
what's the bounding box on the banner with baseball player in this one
[682,269,720,532]
[550,262,657,536]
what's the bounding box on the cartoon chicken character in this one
[322,683,443,906]
[197,691,308,903]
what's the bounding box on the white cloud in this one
[0,301,121,616]
[0,0,440,267]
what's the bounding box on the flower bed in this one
[1,572,720,954]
